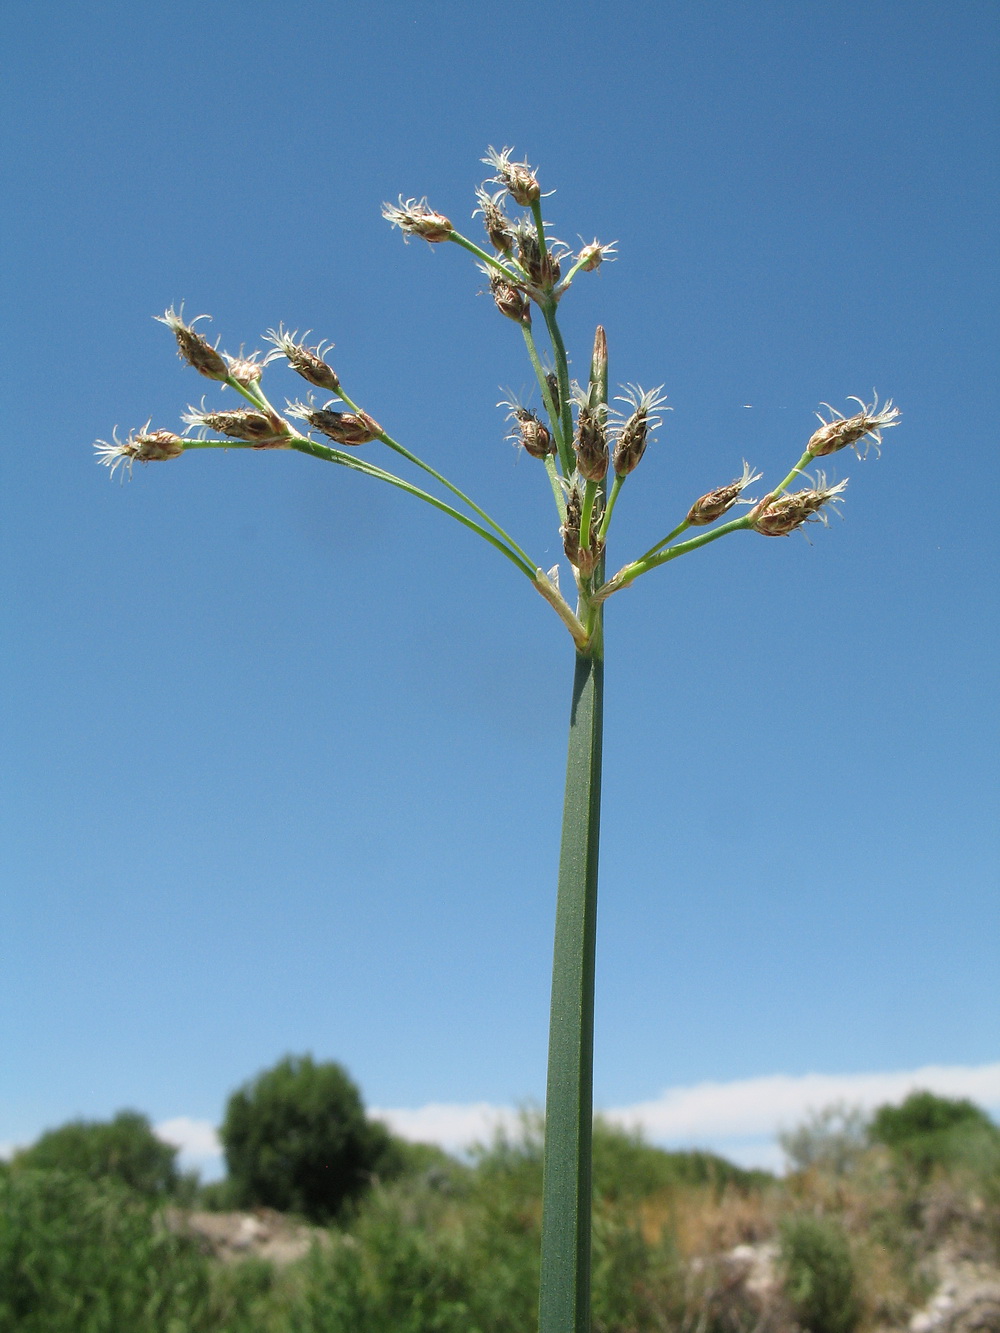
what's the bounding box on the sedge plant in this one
[95,147,899,1333]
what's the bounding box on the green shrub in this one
[590,1204,684,1333]
[198,1175,244,1211]
[220,1054,399,1222]
[869,1091,1000,1179]
[780,1104,869,1177]
[780,1213,861,1333]
[590,1117,771,1200]
[284,1189,505,1333]
[472,1112,769,1206]
[283,1119,697,1333]
[0,1170,210,1333]
[377,1138,468,1190]
[11,1110,179,1198]
[205,1257,284,1333]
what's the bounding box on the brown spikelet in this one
[574,407,609,482]
[305,409,382,447]
[489,273,530,323]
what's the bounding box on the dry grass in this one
[638,1182,778,1256]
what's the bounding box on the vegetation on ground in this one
[218,1054,399,1222]
[2,1081,997,1332]
[10,1110,183,1200]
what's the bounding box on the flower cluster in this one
[266,327,340,391]
[687,462,762,525]
[482,146,542,207]
[286,402,382,446]
[381,197,454,243]
[562,483,605,577]
[183,405,291,447]
[751,474,849,537]
[155,306,228,380]
[96,148,899,646]
[610,385,670,478]
[499,396,555,460]
[806,394,900,458]
[94,425,184,481]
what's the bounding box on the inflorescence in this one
[95,150,899,642]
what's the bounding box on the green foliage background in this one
[11,1111,180,1199]
[2,1085,997,1333]
[219,1055,399,1222]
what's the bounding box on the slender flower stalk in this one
[94,149,898,1333]
[541,646,603,1333]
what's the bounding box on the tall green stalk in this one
[539,642,603,1333]
[102,149,898,1333]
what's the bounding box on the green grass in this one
[2,1107,997,1333]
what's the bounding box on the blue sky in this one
[2,0,997,1172]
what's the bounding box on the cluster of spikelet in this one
[94,147,899,642]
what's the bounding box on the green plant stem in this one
[578,479,598,552]
[290,437,539,576]
[595,511,752,600]
[520,322,563,447]
[249,353,534,569]
[223,375,271,411]
[533,571,588,649]
[181,436,538,580]
[635,518,690,564]
[530,200,579,478]
[554,254,591,294]
[771,448,816,496]
[598,447,822,599]
[543,454,568,523]
[596,473,625,542]
[331,387,536,570]
[447,230,528,283]
[539,306,576,479]
[539,642,604,1333]
[181,439,257,451]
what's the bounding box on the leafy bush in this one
[869,1091,1000,1179]
[9,1088,997,1331]
[472,1112,771,1205]
[205,1257,283,1333]
[780,1104,869,1177]
[0,1170,210,1333]
[220,1054,398,1222]
[780,1213,861,1333]
[280,1169,688,1333]
[590,1117,771,1201]
[198,1174,244,1211]
[377,1137,467,1189]
[11,1110,179,1198]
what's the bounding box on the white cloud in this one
[154,1116,223,1171]
[371,1102,523,1153]
[372,1063,1000,1172]
[604,1063,1000,1143]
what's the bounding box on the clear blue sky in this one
[2,1,997,1165]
